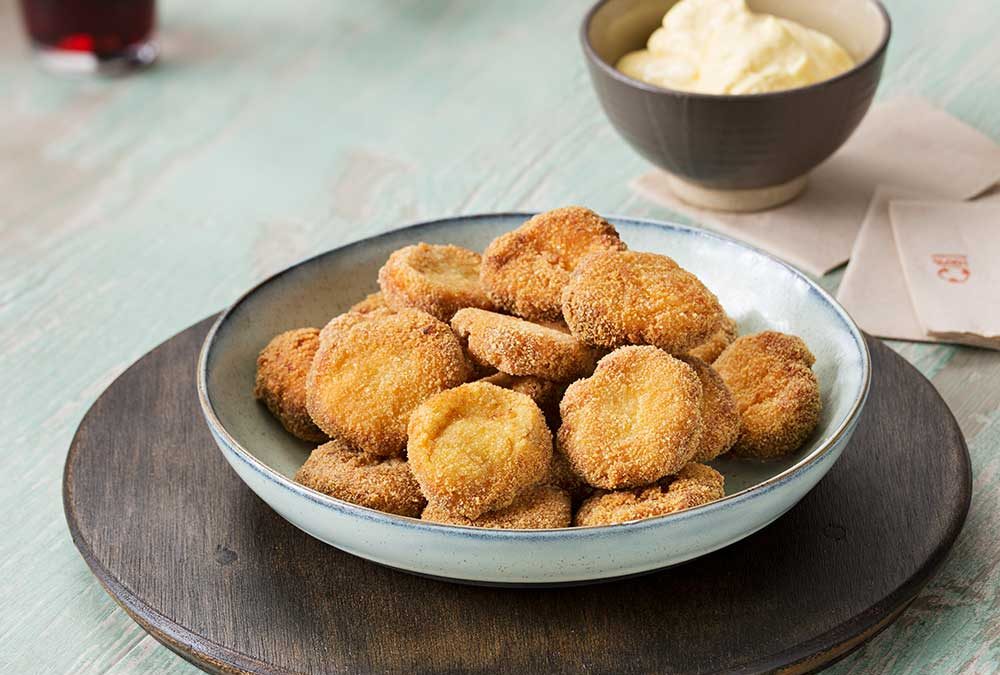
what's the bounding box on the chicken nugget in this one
[687,314,738,363]
[680,355,740,462]
[294,438,426,517]
[451,308,598,381]
[558,346,703,489]
[349,291,390,315]
[378,243,494,321]
[574,463,725,526]
[481,206,626,321]
[479,372,565,413]
[407,381,552,519]
[254,328,327,442]
[562,250,724,355]
[421,484,571,529]
[307,308,471,457]
[713,331,822,458]
[667,461,725,495]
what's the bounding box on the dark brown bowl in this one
[582,0,890,207]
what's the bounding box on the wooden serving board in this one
[64,317,971,674]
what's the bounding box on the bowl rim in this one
[580,0,891,100]
[197,212,871,537]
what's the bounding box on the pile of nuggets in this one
[254,207,822,529]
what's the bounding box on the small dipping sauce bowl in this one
[581,0,891,211]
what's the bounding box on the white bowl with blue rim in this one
[197,213,870,586]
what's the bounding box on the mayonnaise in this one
[616,0,855,95]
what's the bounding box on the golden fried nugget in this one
[307,309,471,457]
[479,372,565,413]
[407,382,552,519]
[378,243,494,321]
[451,308,598,381]
[254,328,327,443]
[421,485,571,529]
[713,331,822,458]
[562,250,724,355]
[480,206,626,321]
[687,314,738,364]
[349,291,390,315]
[574,462,725,526]
[680,355,740,462]
[294,438,426,517]
[558,346,703,489]
[668,461,725,495]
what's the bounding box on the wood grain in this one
[63,320,970,674]
[2,0,998,672]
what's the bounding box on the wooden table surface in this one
[1,0,996,672]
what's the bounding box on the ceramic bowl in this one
[198,213,870,586]
[581,0,891,210]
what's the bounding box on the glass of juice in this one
[18,0,157,74]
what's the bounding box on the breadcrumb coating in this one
[558,346,704,489]
[378,243,495,321]
[713,331,822,458]
[479,372,565,414]
[574,462,725,526]
[561,250,724,355]
[407,382,552,519]
[480,206,626,321]
[451,308,598,381]
[421,484,571,529]
[545,450,594,502]
[680,355,740,462]
[306,308,471,457]
[349,291,391,315]
[687,314,738,364]
[294,438,426,517]
[668,461,725,494]
[253,328,328,442]
[317,307,393,350]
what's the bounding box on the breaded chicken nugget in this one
[481,207,626,321]
[574,462,725,526]
[378,243,494,321]
[667,461,725,495]
[349,291,390,315]
[687,314,738,364]
[479,372,565,413]
[421,484,571,529]
[713,331,822,458]
[307,309,471,457]
[294,438,426,517]
[680,355,740,462]
[558,346,703,489]
[561,250,724,355]
[451,308,598,381]
[407,382,552,519]
[254,328,327,442]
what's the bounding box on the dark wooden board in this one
[64,317,972,675]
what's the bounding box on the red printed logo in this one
[932,253,970,284]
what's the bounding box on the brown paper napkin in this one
[836,186,930,342]
[632,97,1000,276]
[889,200,1000,350]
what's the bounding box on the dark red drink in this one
[19,0,157,72]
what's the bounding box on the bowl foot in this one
[666,173,808,212]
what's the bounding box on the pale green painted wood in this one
[0,0,997,672]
